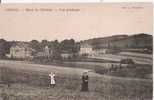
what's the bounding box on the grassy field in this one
[0,60,153,100]
[60,61,152,79]
[91,53,152,65]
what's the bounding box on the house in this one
[94,48,118,54]
[35,46,52,58]
[60,50,74,59]
[79,44,94,56]
[61,53,73,59]
[9,43,34,59]
[94,49,108,54]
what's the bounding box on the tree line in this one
[0,39,80,59]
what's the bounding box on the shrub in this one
[94,66,109,74]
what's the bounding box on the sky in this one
[0,3,153,42]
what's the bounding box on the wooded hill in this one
[81,33,152,50]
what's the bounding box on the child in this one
[49,72,56,87]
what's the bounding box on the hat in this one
[83,70,89,74]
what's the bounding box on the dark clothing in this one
[81,75,89,91]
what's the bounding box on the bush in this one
[94,66,109,74]
[120,58,135,64]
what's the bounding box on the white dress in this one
[49,74,56,85]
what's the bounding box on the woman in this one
[81,71,89,92]
[49,72,56,87]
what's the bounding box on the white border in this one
[2,0,100,3]
[1,0,154,3]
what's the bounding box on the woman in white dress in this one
[49,72,56,87]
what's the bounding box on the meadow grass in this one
[0,67,152,100]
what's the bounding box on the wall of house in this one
[10,46,32,59]
[80,47,93,55]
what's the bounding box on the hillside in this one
[81,33,153,50]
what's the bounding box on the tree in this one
[52,40,62,60]
[0,39,10,58]
[60,39,79,53]
[30,40,41,52]
[41,40,49,48]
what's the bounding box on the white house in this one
[9,43,34,59]
[79,44,94,56]
[94,49,109,54]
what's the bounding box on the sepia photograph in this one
[0,3,153,100]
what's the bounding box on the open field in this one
[62,61,152,79]
[118,52,152,59]
[91,53,152,65]
[0,60,153,100]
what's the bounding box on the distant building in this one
[61,53,73,59]
[9,43,34,59]
[95,49,108,54]
[44,46,50,57]
[79,44,94,56]
[35,46,52,58]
